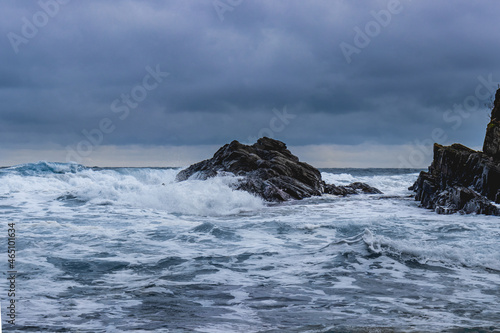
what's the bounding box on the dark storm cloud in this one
[1,0,499,152]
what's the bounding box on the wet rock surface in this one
[176,137,381,202]
[324,182,382,196]
[483,88,500,159]
[412,88,500,216]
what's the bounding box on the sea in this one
[0,162,499,332]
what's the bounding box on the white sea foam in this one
[321,172,356,185]
[321,171,420,195]
[0,163,263,216]
[2,165,500,331]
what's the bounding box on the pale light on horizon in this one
[0,143,437,169]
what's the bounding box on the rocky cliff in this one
[483,88,500,159]
[176,137,381,202]
[412,89,500,215]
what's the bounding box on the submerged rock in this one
[176,137,381,202]
[412,88,500,216]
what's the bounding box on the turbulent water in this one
[1,162,499,332]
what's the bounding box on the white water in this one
[0,163,263,216]
[0,162,499,332]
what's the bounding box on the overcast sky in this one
[1,0,499,167]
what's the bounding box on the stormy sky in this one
[1,0,499,167]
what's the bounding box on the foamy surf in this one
[0,162,264,216]
[322,228,381,254]
[1,164,499,332]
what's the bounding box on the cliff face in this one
[412,89,500,215]
[483,89,500,159]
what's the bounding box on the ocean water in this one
[1,162,499,332]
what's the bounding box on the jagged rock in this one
[324,182,382,196]
[434,187,499,215]
[176,137,323,201]
[483,89,500,159]
[176,137,382,202]
[413,144,500,215]
[412,88,500,215]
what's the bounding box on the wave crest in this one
[6,161,86,176]
[0,163,264,216]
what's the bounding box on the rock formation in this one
[324,182,382,196]
[176,137,381,202]
[483,88,500,159]
[412,88,500,216]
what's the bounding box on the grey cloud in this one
[1,0,499,158]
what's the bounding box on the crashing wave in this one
[6,161,87,176]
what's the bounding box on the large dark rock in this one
[483,88,500,159]
[176,137,382,202]
[324,182,382,196]
[412,144,500,215]
[412,88,500,216]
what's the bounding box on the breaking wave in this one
[0,162,264,216]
